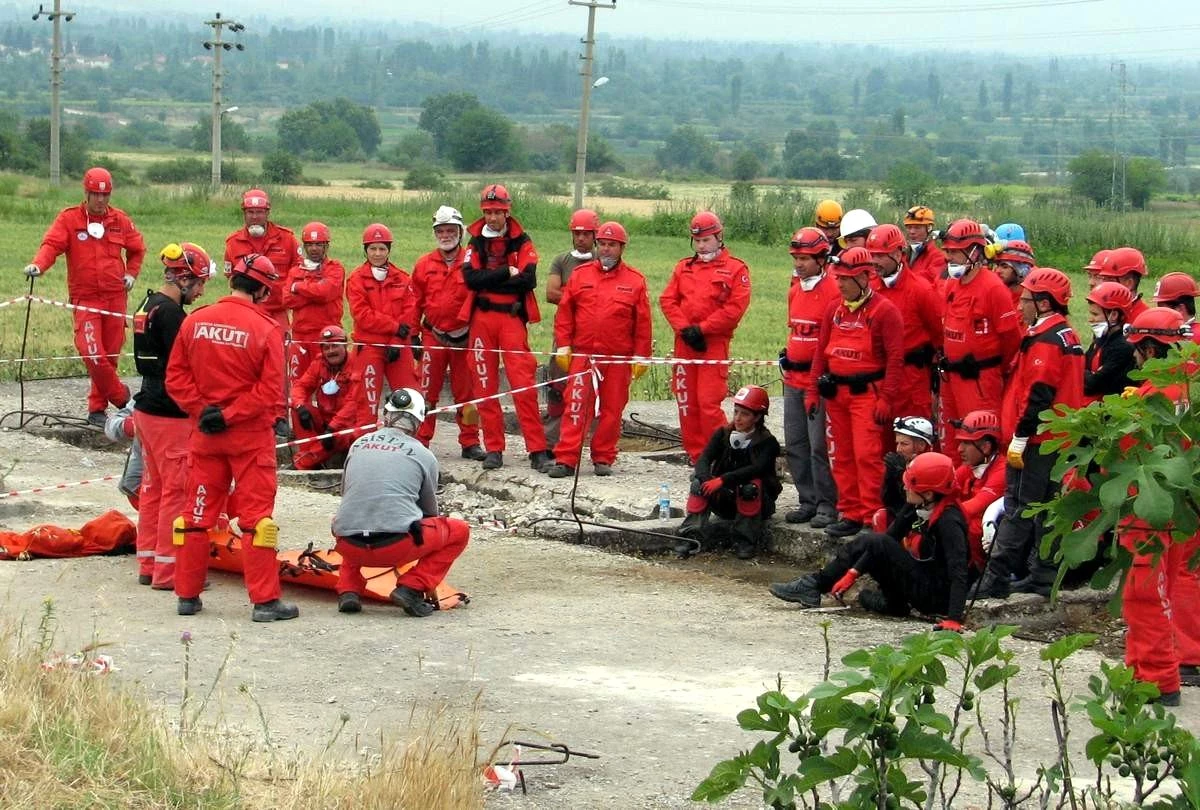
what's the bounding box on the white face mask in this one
[729,430,753,450]
[946,263,968,280]
[599,257,618,270]
[1091,322,1109,339]
[570,249,593,260]
[915,507,932,521]
[481,224,505,238]
[321,379,340,396]
[86,221,105,239]
[909,241,924,250]
[697,250,719,262]
[371,266,388,282]
[247,224,266,239]
[799,274,823,292]
[881,265,902,288]
[303,258,321,271]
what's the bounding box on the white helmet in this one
[981,498,1005,553]
[432,205,465,229]
[383,387,427,430]
[839,208,877,239]
[893,416,935,446]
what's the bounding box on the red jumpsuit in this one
[281,258,345,383]
[552,259,653,469]
[346,262,419,415]
[411,247,477,449]
[659,247,752,462]
[939,269,1021,460]
[458,216,547,455]
[32,202,146,414]
[223,224,300,332]
[909,240,948,286]
[873,267,944,423]
[289,356,372,470]
[165,296,286,604]
[783,273,841,390]
[808,293,904,524]
[954,454,1006,571]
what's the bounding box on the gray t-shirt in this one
[549,251,590,290]
[332,427,439,537]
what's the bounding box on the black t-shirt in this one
[133,290,187,419]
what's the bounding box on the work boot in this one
[733,538,757,560]
[593,463,613,477]
[858,588,909,617]
[769,575,822,607]
[824,518,863,538]
[1157,690,1182,707]
[967,571,1011,601]
[87,411,107,428]
[390,585,434,617]
[785,504,817,524]
[252,599,300,622]
[529,451,552,472]
[481,451,503,470]
[138,573,152,586]
[337,592,362,614]
[546,463,576,479]
[810,512,836,529]
[1011,575,1052,598]
[460,444,486,461]
[1180,665,1200,688]
[177,596,203,616]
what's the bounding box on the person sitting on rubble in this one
[673,385,781,561]
[875,416,935,532]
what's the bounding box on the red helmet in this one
[1125,307,1191,347]
[956,410,1002,443]
[1083,249,1113,272]
[1153,272,1200,304]
[596,221,628,244]
[689,211,723,238]
[1086,281,1135,316]
[902,452,957,496]
[788,227,830,257]
[82,167,113,193]
[159,242,213,280]
[480,183,512,211]
[732,385,769,415]
[1021,267,1072,307]
[994,240,1034,265]
[301,221,331,244]
[241,188,270,210]
[362,223,393,246]
[866,224,906,255]
[1098,246,1147,278]
[940,219,988,250]
[318,324,347,343]
[231,253,279,287]
[569,208,600,232]
[831,246,874,277]
[903,205,935,227]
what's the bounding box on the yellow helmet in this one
[904,205,935,227]
[814,199,843,228]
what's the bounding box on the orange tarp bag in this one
[0,510,136,560]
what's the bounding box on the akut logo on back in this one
[192,322,249,348]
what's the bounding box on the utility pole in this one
[570,0,615,210]
[1110,61,1129,211]
[203,13,245,191]
[32,2,75,187]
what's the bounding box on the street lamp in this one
[573,75,609,210]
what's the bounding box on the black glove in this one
[385,346,401,363]
[410,333,423,362]
[680,325,707,352]
[778,348,789,373]
[273,417,291,439]
[198,405,226,434]
[319,434,335,451]
[296,406,315,430]
[396,323,411,340]
[689,476,705,497]
[816,373,838,399]
[807,402,818,420]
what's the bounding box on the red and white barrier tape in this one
[0,474,119,500]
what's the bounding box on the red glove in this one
[831,569,859,598]
[700,477,724,497]
[934,619,963,633]
[873,399,890,427]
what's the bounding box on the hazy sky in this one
[104,0,1198,60]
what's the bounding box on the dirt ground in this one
[1,377,1198,809]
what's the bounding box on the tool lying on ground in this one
[483,739,600,794]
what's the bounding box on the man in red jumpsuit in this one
[545,221,652,479]
[223,188,299,333]
[281,221,344,384]
[347,223,419,416]
[952,409,1006,574]
[412,206,482,457]
[1084,249,1113,291]
[165,254,298,622]
[805,246,904,538]
[1118,308,1200,704]
[1096,246,1151,322]
[459,184,549,472]
[937,219,1022,462]
[903,205,947,285]
[290,325,371,470]
[867,223,943,424]
[26,166,146,426]
[1153,272,1200,334]
[659,211,752,463]
[989,239,1035,313]
[970,268,1084,600]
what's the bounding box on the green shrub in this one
[260,151,303,185]
[588,177,670,200]
[404,166,447,191]
[354,179,394,190]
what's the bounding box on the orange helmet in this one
[940,219,988,250]
[82,166,113,193]
[595,221,628,244]
[689,211,723,238]
[904,205,935,227]
[902,452,957,496]
[362,223,393,246]
[831,247,874,277]
[318,324,347,343]
[1084,249,1113,272]
[1098,246,1147,278]
[866,224,906,255]
[241,188,270,210]
[159,242,213,280]
[956,410,1002,443]
[1125,307,1191,347]
[1086,282,1135,316]
[231,253,279,287]
[1021,267,1072,307]
[480,183,511,211]
[569,208,600,232]
[814,199,843,228]
[301,222,331,244]
[1153,272,1200,304]
[732,385,770,415]
[788,227,830,257]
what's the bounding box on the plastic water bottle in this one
[658,483,671,520]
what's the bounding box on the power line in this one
[642,0,1102,16]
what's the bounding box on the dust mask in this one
[915,507,932,521]
[729,430,753,450]
[570,249,593,260]
[481,224,505,238]
[1091,322,1108,339]
[799,273,823,292]
[697,249,719,263]
[880,265,902,288]
[303,258,321,271]
[946,263,968,280]
[371,266,388,282]
[247,224,266,239]
[86,221,105,239]
[321,379,340,396]
[909,241,924,250]
[600,257,618,270]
